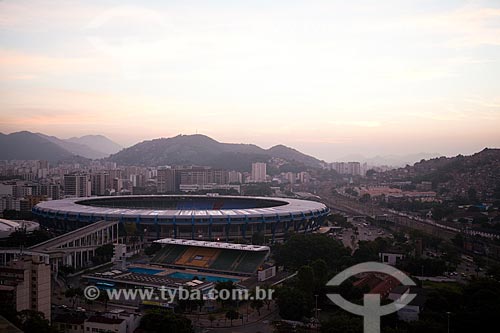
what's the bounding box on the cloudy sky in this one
[1,0,499,161]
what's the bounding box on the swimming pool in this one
[167,272,239,283]
[128,267,163,275]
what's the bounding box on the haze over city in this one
[1,0,500,160]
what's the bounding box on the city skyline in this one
[1,0,500,161]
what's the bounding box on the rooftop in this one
[29,220,118,251]
[53,314,86,325]
[0,218,39,236]
[154,238,270,252]
[84,271,213,289]
[86,316,124,325]
[34,195,328,218]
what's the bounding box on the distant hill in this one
[0,131,74,162]
[0,131,122,161]
[67,135,122,155]
[384,148,500,200]
[107,134,324,170]
[339,152,442,167]
[37,133,109,159]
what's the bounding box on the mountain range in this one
[66,135,123,156]
[107,134,324,171]
[2,131,495,174]
[0,131,122,161]
[0,132,323,170]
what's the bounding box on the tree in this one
[2,229,52,248]
[329,214,350,228]
[273,234,350,271]
[144,242,162,255]
[0,295,18,325]
[243,184,273,196]
[260,284,274,311]
[410,231,442,250]
[4,229,28,247]
[225,309,239,326]
[311,258,329,297]
[462,279,500,326]
[208,314,216,327]
[139,309,193,333]
[311,259,329,284]
[58,265,74,280]
[275,286,310,320]
[352,238,389,263]
[321,313,362,333]
[65,287,84,308]
[123,222,141,253]
[297,265,315,295]
[359,193,371,203]
[214,281,237,307]
[17,310,56,333]
[283,230,295,242]
[177,288,205,313]
[93,243,114,264]
[97,289,109,310]
[398,257,447,277]
[366,169,377,178]
[431,205,453,221]
[250,297,264,315]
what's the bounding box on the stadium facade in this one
[32,195,329,242]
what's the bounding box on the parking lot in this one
[326,219,391,251]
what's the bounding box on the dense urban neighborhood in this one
[1,133,499,333]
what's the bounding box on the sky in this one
[1,0,499,161]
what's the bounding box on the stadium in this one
[82,238,276,310]
[33,195,329,242]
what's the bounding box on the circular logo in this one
[84,285,101,301]
[326,262,416,333]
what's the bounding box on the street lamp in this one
[314,294,320,331]
[315,294,319,320]
[446,311,451,333]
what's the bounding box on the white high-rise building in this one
[298,171,310,183]
[251,162,267,182]
[228,171,243,183]
[91,172,110,196]
[64,173,91,197]
[347,162,361,176]
[330,162,361,176]
[285,172,295,184]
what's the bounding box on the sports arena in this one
[33,195,329,242]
